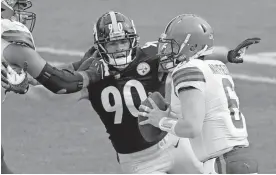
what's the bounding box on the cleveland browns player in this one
[139,14,259,174]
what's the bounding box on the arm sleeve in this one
[35,63,88,94]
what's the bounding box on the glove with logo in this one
[227,37,261,63]
[1,61,29,94]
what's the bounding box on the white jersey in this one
[1,18,35,62]
[170,59,249,162]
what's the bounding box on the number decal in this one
[108,22,123,34]
[108,24,113,34]
[101,80,147,124]
[222,78,244,128]
[117,22,123,31]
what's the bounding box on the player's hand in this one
[227,37,261,63]
[73,46,98,70]
[77,50,111,83]
[138,98,170,127]
[1,61,29,94]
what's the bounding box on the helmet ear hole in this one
[189,44,198,52]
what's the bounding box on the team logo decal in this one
[137,62,150,76]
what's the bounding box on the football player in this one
[1,0,107,96]
[139,14,259,174]
[1,0,106,173]
[20,11,258,173]
[1,0,34,173]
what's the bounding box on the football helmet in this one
[1,0,36,32]
[158,14,214,71]
[93,11,139,69]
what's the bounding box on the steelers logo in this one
[137,62,150,76]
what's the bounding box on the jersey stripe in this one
[172,67,200,80]
[2,30,35,49]
[172,67,205,87]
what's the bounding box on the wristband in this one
[159,117,178,135]
[78,71,90,88]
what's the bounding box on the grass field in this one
[1,0,276,173]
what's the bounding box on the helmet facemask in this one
[1,0,36,32]
[13,0,36,32]
[14,10,36,32]
[158,34,184,71]
[98,34,138,70]
[94,11,139,71]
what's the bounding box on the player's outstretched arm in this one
[205,38,260,64]
[3,44,104,94]
[205,46,229,64]
[28,62,77,87]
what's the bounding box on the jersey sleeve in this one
[1,20,35,50]
[172,64,206,96]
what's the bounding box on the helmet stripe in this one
[178,34,191,55]
[109,11,119,33]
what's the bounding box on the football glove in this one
[78,50,111,79]
[227,37,261,63]
[1,61,29,95]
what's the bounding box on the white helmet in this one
[1,0,36,32]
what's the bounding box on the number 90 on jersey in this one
[101,80,147,124]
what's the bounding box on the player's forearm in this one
[158,113,200,138]
[171,89,205,138]
[35,63,91,94]
[28,62,81,87]
[205,46,229,64]
[174,118,201,138]
[16,60,89,94]
[3,44,97,94]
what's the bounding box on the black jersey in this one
[87,45,168,154]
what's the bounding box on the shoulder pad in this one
[1,19,35,49]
